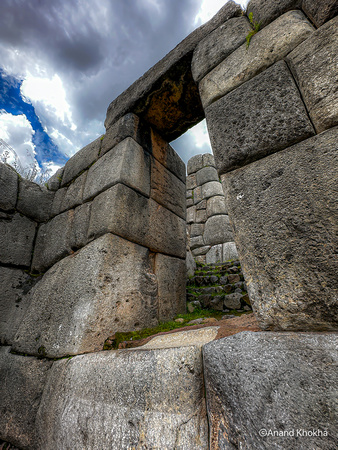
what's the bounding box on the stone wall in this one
[186,152,238,264]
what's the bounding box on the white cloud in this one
[195,0,250,24]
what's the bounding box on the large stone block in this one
[13,234,159,357]
[205,244,223,264]
[0,163,18,211]
[60,170,87,211]
[223,242,238,261]
[186,173,197,190]
[196,166,219,186]
[104,1,242,141]
[88,184,186,258]
[206,61,315,174]
[150,156,186,219]
[190,223,204,237]
[71,202,91,250]
[187,154,203,175]
[201,181,224,199]
[36,346,208,449]
[199,10,314,108]
[187,205,196,224]
[32,210,74,273]
[203,332,338,450]
[287,16,338,133]
[101,112,141,156]
[17,178,54,222]
[186,249,196,277]
[207,195,227,217]
[192,16,252,82]
[203,215,234,246]
[221,128,338,331]
[0,213,36,267]
[247,0,301,28]
[61,136,101,186]
[0,347,52,449]
[83,137,150,201]
[155,253,186,321]
[302,0,338,27]
[46,167,64,191]
[0,267,35,344]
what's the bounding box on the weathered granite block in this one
[247,0,301,28]
[13,234,159,357]
[101,112,141,156]
[203,332,338,450]
[196,209,207,224]
[0,347,52,449]
[221,128,338,331]
[187,205,196,224]
[203,215,233,246]
[83,137,150,201]
[32,210,74,273]
[196,199,207,210]
[17,178,54,222]
[186,173,197,190]
[202,153,215,167]
[190,235,205,250]
[104,1,242,141]
[193,186,203,204]
[302,0,338,27]
[191,223,204,237]
[192,246,210,256]
[205,244,223,264]
[0,213,36,267]
[192,16,251,82]
[60,170,87,211]
[224,293,242,309]
[187,154,203,175]
[51,186,67,216]
[36,346,208,449]
[71,202,91,250]
[223,242,238,261]
[207,195,227,217]
[187,249,196,277]
[206,60,315,174]
[287,16,338,133]
[0,163,18,211]
[150,156,186,219]
[201,181,224,199]
[0,267,34,344]
[155,253,186,321]
[61,136,101,186]
[196,166,219,186]
[187,197,194,207]
[46,167,64,191]
[199,10,314,108]
[88,184,186,258]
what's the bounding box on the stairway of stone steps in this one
[186,260,252,313]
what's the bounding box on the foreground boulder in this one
[203,331,338,449]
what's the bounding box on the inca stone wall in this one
[186,152,238,264]
[1,0,337,449]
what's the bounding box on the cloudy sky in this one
[0,0,249,179]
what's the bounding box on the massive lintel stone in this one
[203,332,338,450]
[0,267,34,344]
[0,163,18,211]
[13,233,159,358]
[17,178,54,222]
[83,137,151,201]
[287,15,338,133]
[0,347,52,449]
[0,213,36,267]
[104,1,242,141]
[88,183,186,258]
[192,16,252,82]
[206,60,315,174]
[221,128,338,331]
[36,346,208,449]
[302,0,338,27]
[199,10,314,108]
[246,0,302,28]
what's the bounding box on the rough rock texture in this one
[203,215,233,246]
[203,332,338,450]
[287,16,338,133]
[104,1,242,141]
[61,136,102,186]
[221,128,338,331]
[187,154,203,175]
[36,346,208,449]
[0,213,36,267]
[13,234,159,357]
[187,249,196,277]
[206,61,315,174]
[196,166,219,186]
[0,267,35,344]
[302,0,338,27]
[59,171,87,212]
[83,137,151,201]
[150,156,186,219]
[46,167,64,191]
[192,16,252,82]
[0,163,18,211]
[155,253,186,321]
[88,184,186,258]
[140,327,219,349]
[17,178,54,222]
[199,10,314,108]
[247,0,302,28]
[207,195,227,216]
[0,347,52,449]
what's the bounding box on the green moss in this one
[246,12,261,48]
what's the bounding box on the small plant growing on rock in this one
[246,12,260,48]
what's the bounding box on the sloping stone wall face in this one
[186,152,238,264]
[0,1,337,448]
